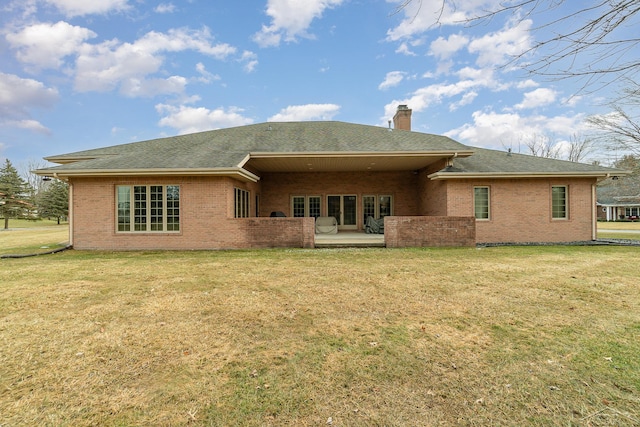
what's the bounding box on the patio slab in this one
[314,232,385,248]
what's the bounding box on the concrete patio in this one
[314,232,385,248]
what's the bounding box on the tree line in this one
[0,159,68,230]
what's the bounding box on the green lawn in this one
[1,229,639,426]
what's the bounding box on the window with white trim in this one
[363,195,393,223]
[235,188,250,218]
[473,187,490,220]
[117,185,180,232]
[551,185,567,219]
[291,195,321,218]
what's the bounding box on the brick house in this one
[35,106,625,250]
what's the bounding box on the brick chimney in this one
[393,105,412,131]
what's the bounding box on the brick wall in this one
[260,171,419,228]
[445,178,597,243]
[70,176,314,250]
[384,216,476,247]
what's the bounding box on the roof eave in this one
[247,150,475,159]
[34,167,261,183]
[428,171,629,180]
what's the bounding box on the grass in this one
[598,221,640,230]
[597,221,640,241]
[0,220,69,256]
[1,229,639,426]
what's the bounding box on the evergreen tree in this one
[0,159,33,229]
[37,179,69,224]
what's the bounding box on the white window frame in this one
[235,188,250,218]
[362,195,393,223]
[291,195,321,218]
[473,186,490,220]
[116,184,180,233]
[551,185,568,220]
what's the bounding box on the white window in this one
[117,185,180,232]
[235,188,250,218]
[551,185,567,219]
[473,187,490,220]
[291,195,321,218]
[363,195,393,223]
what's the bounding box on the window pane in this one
[134,186,147,231]
[379,196,392,218]
[292,196,305,217]
[117,186,131,231]
[474,187,489,219]
[309,196,321,218]
[552,186,567,219]
[150,186,163,231]
[166,185,180,231]
[363,196,375,223]
[235,188,249,218]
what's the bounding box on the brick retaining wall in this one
[384,216,476,248]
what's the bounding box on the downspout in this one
[591,183,597,240]
[68,180,74,247]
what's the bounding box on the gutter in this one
[428,171,630,180]
[34,167,261,183]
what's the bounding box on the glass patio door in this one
[328,195,357,230]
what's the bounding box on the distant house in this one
[36,106,626,250]
[597,177,640,221]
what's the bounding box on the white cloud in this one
[156,104,254,134]
[74,27,236,96]
[0,73,58,134]
[395,42,416,56]
[268,104,340,121]
[6,21,96,70]
[193,63,220,84]
[6,119,52,134]
[43,0,130,17]
[429,33,469,60]
[382,78,483,121]
[379,71,406,90]
[515,88,557,110]
[155,3,176,13]
[240,51,258,73]
[516,79,539,89]
[445,109,587,150]
[386,0,493,41]
[449,91,478,111]
[253,0,344,47]
[120,76,188,98]
[468,18,533,68]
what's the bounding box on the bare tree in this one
[567,133,595,162]
[19,159,50,197]
[523,133,562,159]
[395,1,640,94]
[586,82,640,154]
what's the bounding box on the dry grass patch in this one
[0,222,69,256]
[598,222,640,230]
[1,246,639,426]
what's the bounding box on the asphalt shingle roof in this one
[38,121,624,177]
[450,147,620,174]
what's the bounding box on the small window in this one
[551,186,567,219]
[117,185,180,232]
[474,187,490,220]
[235,188,250,218]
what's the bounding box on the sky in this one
[1,0,638,171]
